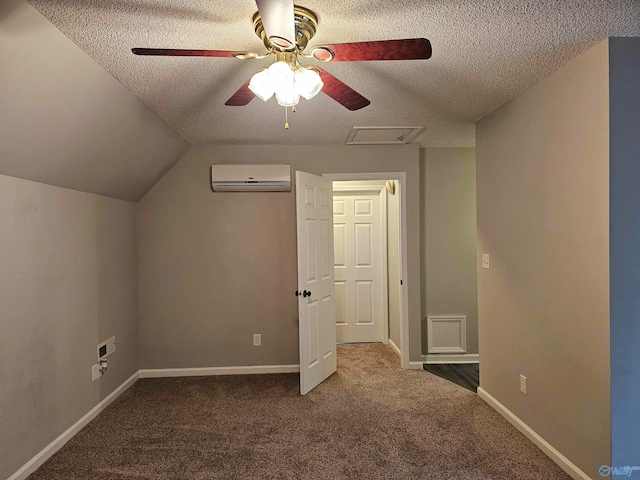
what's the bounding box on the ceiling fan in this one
[132,0,432,112]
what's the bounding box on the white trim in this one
[408,361,424,370]
[332,184,386,193]
[380,186,389,346]
[477,388,591,480]
[139,364,300,378]
[324,172,409,370]
[423,354,479,364]
[388,338,401,357]
[9,371,139,480]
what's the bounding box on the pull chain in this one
[284,107,289,130]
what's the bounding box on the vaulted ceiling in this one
[2,1,640,201]
[23,0,640,147]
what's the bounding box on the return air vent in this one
[345,126,425,145]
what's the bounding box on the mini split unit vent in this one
[210,164,292,192]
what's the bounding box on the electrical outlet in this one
[482,254,490,269]
[520,374,527,395]
[92,363,102,382]
[253,334,261,347]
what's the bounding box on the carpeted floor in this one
[28,344,570,479]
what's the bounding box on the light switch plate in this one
[520,374,527,395]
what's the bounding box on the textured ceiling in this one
[26,0,640,147]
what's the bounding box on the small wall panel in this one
[427,316,467,354]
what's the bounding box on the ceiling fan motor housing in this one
[253,6,318,52]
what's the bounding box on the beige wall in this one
[0,0,191,201]
[138,145,422,368]
[0,175,138,480]
[420,148,478,355]
[476,40,610,476]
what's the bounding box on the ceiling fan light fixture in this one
[275,87,300,107]
[293,67,324,100]
[248,69,275,101]
[267,61,295,82]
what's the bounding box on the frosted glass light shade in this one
[248,69,275,101]
[268,61,298,107]
[249,61,321,107]
[294,67,324,100]
[267,61,295,83]
[275,88,300,107]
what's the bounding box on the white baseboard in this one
[477,387,591,480]
[9,371,139,480]
[139,364,300,378]
[423,353,479,364]
[388,338,401,357]
[408,361,424,370]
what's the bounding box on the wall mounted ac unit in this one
[210,164,292,192]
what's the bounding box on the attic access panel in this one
[345,126,425,145]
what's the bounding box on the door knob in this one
[303,290,311,297]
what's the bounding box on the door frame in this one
[332,181,389,344]
[324,172,410,369]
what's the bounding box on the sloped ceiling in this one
[0,0,191,201]
[22,0,640,147]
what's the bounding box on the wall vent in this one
[427,315,467,354]
[345,126,425,145]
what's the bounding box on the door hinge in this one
[400,280,403,286]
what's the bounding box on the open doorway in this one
[331,180,393,346]
[325,173,410,369]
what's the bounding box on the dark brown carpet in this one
[28,344,570,479]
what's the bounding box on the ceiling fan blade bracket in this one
[309,47,335,62]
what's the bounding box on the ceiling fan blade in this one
[225,79,255,106]
[132,48,255,58]
[313,38,432,62]
[255,0,296,50]
[317,68,370,111]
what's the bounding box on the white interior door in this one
[333,190,384,343]
[296,171,337,395]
